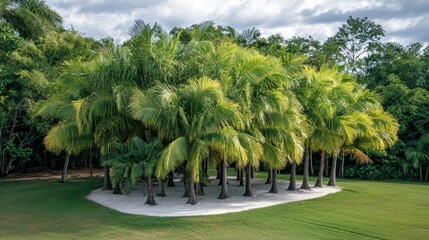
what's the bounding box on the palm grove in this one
[2,0,428,205]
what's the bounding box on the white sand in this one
[87,177,341,217]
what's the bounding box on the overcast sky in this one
[45,0,429,45]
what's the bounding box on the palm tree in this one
[295,66,332,189]
[294,66,355,189]
[107,137,163,205]
[44,121,91,182]
[326,87,399,186]
[42,43,140,189]
[1,0,62,40]
[131,77,245,204]
[34,99,91,182]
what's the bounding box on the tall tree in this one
[331,16,384,74]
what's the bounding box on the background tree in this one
[0,0,62,40]
[330,16,384,74]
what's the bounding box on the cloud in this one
[45,0,429,45]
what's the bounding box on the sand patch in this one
[87,177,341,217]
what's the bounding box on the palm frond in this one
[156,137,189,178]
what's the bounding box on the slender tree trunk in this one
[327,154,338,186]
[167,171,176,187]
[187,168,198,204]
[218,163,223,185]
[89,147,93,178]
[269,168,278,193]
[243,163,253,197]
[310,148,314,176]
[287,162,297,191]
[145,175,157,205]
[340,151,345,178]
[60,153,70,183]
[197,182,205,196]
[251,167,255,178]
[236,167,241,180]
[239,168,244,186]
[420,166,423,182]
[216,166,220,179]
[1,151,6,177]
[102,165,113,190]
[182,171,190,197]
[156,178,166,197]
[202,158,209,178]
[315,151,325,187]
[325,155,329,177]
[300,143,311,190]
[113,180,122,194]
[265,168,272,184]
[219,161,229,199]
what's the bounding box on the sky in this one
[45,0,429,45]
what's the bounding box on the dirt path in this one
[0,169,103,182]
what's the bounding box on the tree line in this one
[1,1,428,199]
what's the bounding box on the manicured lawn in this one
[0,173,428,240]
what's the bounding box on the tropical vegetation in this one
[1,1,428,208]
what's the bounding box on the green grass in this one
[0,173,428,240]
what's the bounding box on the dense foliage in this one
[0,2,427,190]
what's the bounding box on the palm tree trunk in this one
[216,166,220,179]
[269,168,278,193]
[236,167,241,180]
[340,151,345,178]
[325,155,329,177]
[265,168,272,184]
[102,165,113,190]
[203,157,209,178]
[182,171,190,197]
[239,168,244,186]
[89,147,93,178]
[145,175,157,205]
[300,144,311,190]
[197,182,205,196]
[187,168,198,204]
[167,171,176,187]
[218,161,229,199]
[218,162,223,185]
[251,167,255,178]
[315,151,325,187]
[113,180,122,194]
[60,153,70,183]
[156,178,166,197]
[310,148,314,176]
[287,162,297,191]
[327,154,338,186]
[243,163,253,197]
